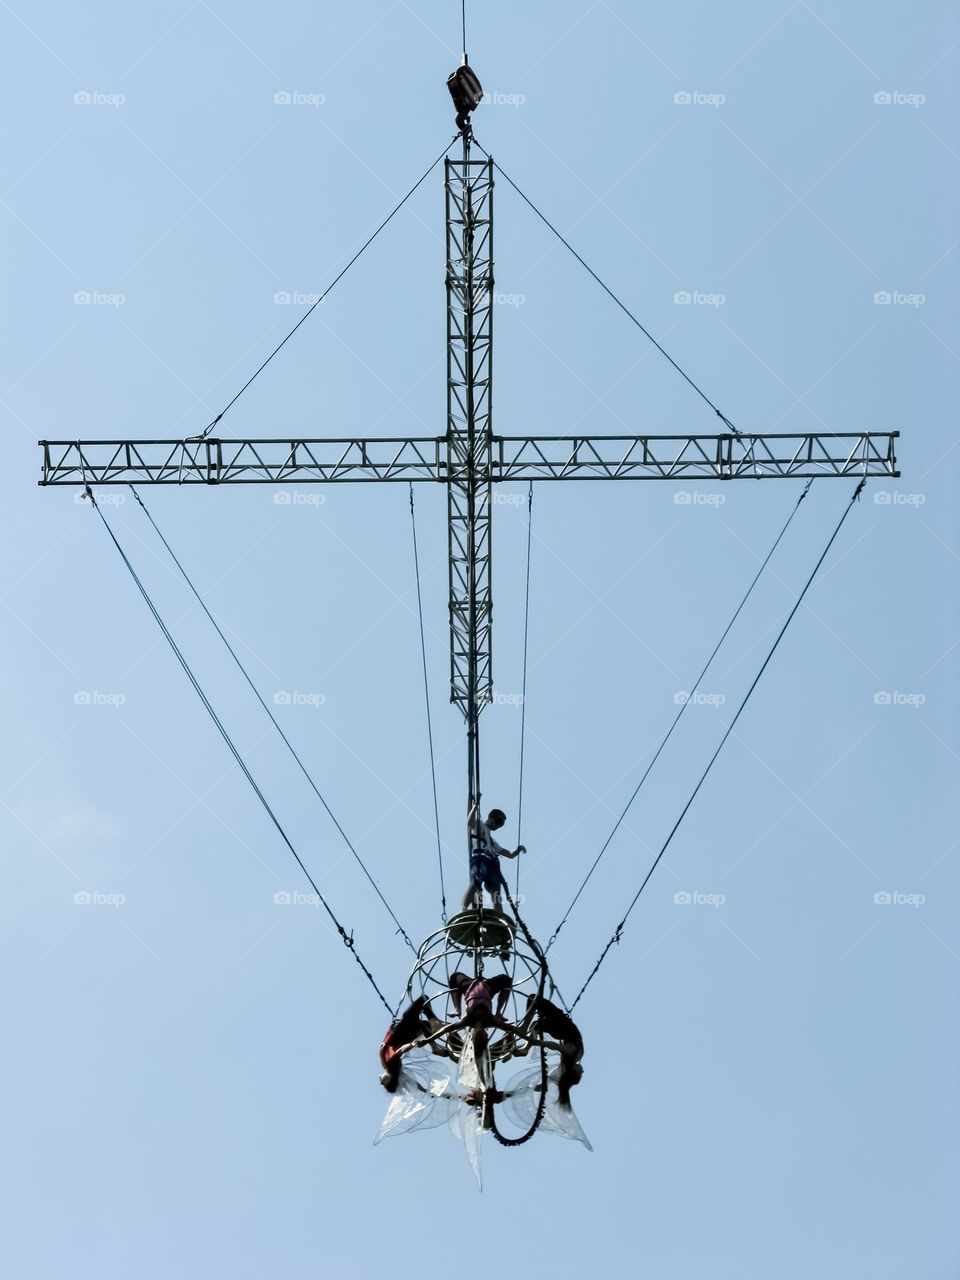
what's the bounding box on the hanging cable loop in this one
[489,1035,549,1147]
[570,479,867,1009]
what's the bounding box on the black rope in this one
[515,482,534,900]
[570,479,867,1010]
[409,484,446,920]
[547,479,813,952]
[472,140,740,436]
[489,877,550,1146]
[490,1035,549,1148]
[128,485,415,951]
[84,488,394,1015]
[191,138,457,441]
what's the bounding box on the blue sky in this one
[2,2,958,1276]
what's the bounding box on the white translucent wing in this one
[448,1039,485,1187]
[374,1050,458,1144]
[502,1063,593,1152]
[502,1064,543,1133]
[449,1100,484,1190]
[404,1047,455,1095]
[542,1091,592,1151]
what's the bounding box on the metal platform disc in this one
[445,909,515,952]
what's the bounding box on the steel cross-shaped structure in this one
[38,128,900,832]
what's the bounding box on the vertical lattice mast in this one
[445,134,494,816]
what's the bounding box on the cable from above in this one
[128,485,416,951]
[190,136,458,442]
[472,139,741,436]
[570,479,867,1010]
[547,479,813,952]
[84,487,395,1015]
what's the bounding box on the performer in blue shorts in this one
[462,803,525,910]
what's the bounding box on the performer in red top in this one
[378,996,436,1093]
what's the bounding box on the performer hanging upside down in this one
[413,970,516,1062]
[462,803,525,911]
[450,970,512,1020]
[526,994,585,1108]
[378,996,438,1093]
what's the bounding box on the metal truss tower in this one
[445,136,494,814]
[38,70,900,855]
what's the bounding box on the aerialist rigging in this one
[44,8,899,1186]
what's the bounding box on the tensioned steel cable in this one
[409,484,446,920]
[127,485,415,950]
[515,482,534,901]
[546,479,813,952]
[193,137,458,440]
[472,139,740,435]
[85,488,394,1014]
[570,479,867,1010]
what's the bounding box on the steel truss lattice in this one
[445,150,494,812]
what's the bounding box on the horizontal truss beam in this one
[40,432,899,485]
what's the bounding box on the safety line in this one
[547,479,813,951]
[515,481,534,900]
[409,484,447,920]
[85,488,394,1014]
[570,479,866,1009]
[128,485,415,950]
